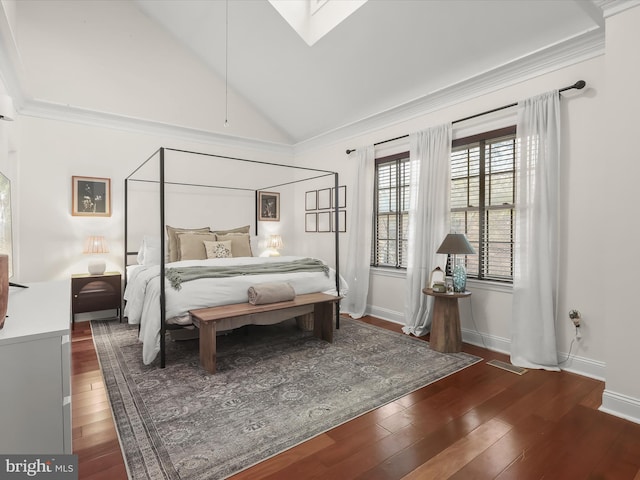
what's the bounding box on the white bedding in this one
[124,256,347,365]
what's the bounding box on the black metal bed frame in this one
[124,147,341,368]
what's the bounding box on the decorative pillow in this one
[137,236,162,266]
[136,243,145,265]
[211,225,251,237]
[215,233,253,257]
[176,232,217,261]
[166,226,210,262]
[203,240,233,259]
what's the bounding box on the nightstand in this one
[71,272,122,327]
[422,288,471,353]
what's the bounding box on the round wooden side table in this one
[422,288,471,353]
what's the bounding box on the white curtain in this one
[402,124,451,336]
[342,145,375,318]
[511,90,561,371]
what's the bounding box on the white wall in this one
[601,5,640,423]
[15,115,294,282]
[14,0,290,145]
[293,55,608,381]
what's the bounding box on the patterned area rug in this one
[92,318,480,480]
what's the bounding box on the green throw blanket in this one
[166,258,329,290]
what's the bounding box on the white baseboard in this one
[462,328,605,381]
[362,312,606,381]
[559,354,606,382]
[461,328,510,355]
[366,305,404,325]
[600,390,640,425]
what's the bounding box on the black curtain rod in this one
[345,80,586,155]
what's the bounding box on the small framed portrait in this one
[258,191,280,221]
[72,176,111,217]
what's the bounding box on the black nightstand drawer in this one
[71,272,122,326]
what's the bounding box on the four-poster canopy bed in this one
[123,147,344,369]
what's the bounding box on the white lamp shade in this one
[83,236,109,254]
[267,234,283,256]
[84,236,108,275]
[267,235,283,250]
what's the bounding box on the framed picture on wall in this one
[72,176,111,217]
[331,185,347,209]
[305,190,317,211]
[317,188,331,210]
[305,212,317,232]
[317,211,331,232]
[258,191,280,221]
[331,210,346,233]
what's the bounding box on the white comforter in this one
[124,256,347,365]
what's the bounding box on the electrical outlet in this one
[569,309,581,327]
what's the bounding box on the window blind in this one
[451,126,516,281]
[373,152,410,268]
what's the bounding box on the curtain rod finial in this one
[346,149,356,155]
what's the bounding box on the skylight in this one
[269,0,368,46]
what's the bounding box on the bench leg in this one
[313,302,334,343]
[199,321,217,374]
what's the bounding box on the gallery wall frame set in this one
[305,185,346,233]
[72,176,111,217]
[305,186,346,211]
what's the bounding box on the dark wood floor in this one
[72,317,640,480]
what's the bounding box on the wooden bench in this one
[189,293,342,374]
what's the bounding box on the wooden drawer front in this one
[72,279,120,313]
[74,292,119,313]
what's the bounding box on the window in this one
[372,152,410,268]
[450,126,516,282]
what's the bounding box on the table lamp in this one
[436,233,475,292]
[267,234,283,256]
[84,235,108,275]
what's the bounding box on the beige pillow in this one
[166,226,210,262]
[204,240,233,259]
[211,225,251,236]
[176,232,216,261]
[216,233,253,257]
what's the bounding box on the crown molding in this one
[0,3,292,156]
[594,0,640,18]
[0,0,605,159]
[293,28,605,155]
[19,99,294,156]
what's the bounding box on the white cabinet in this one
[0,280,71,454]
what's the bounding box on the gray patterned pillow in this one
[204,240,233,259]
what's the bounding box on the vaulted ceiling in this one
[1,0,606,147]
[134,0,603,143]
